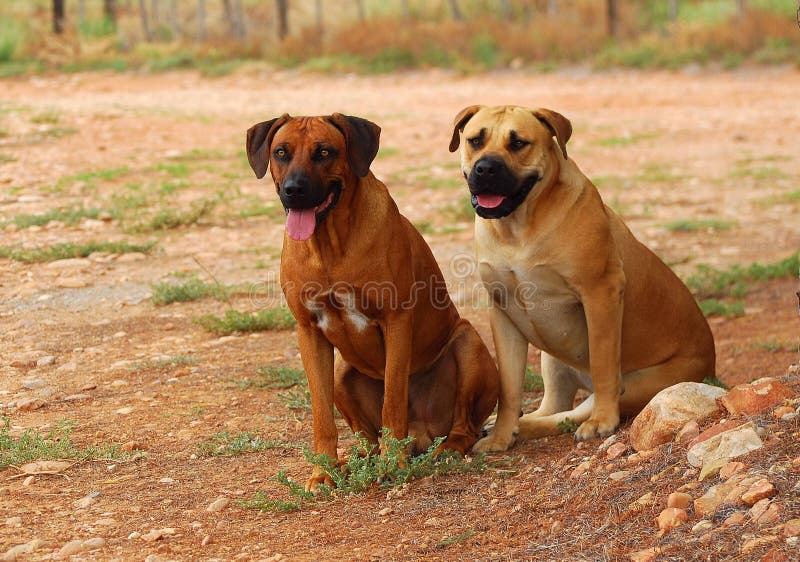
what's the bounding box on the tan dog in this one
[449,105,716,450]
[246,113,499,489]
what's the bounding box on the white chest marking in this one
[339,291,370,333]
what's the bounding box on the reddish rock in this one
[723,511,746,527]
[687,422,763,468]
[675,420,700,445]
[772,405,795,419]
[719,461,746,480]
[750,499,784,526]
[783,518,800,537]
[656,507,687,535]
[606,442,628,460]
[718,378,794,416]
[667,492,692,509]
[630,382,726,452]
[761,548,788,562]
[741,479,776,505]
[629,547,661,562]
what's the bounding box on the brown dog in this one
[246,113,499,490]
[449,105,716,451]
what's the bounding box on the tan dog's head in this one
[449,105,571,219]
[246,114,380,241]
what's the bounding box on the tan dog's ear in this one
[327,113,381,178]
[532,108,572,159]
[449,105,482,152]
[246,114,291,179]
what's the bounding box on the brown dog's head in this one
[449,105,571,219]
[246,114,380,241]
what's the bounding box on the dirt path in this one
[0,68,798,561]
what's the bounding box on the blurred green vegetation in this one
[0,1,798,77]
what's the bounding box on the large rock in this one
[687,421,763,468]
[630,382,727,452]
[718,377,794,415]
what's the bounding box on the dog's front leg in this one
[297,324,337,492]
[473,306,527,452]
[574,277,625,441]
[380,313,413,454]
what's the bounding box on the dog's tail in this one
[517,394,595,439]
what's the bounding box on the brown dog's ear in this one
[246,114,290,179]
[532,108,572,159]
[327,113,381,178]
[449,105,482,152]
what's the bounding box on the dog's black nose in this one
[282,175,310,198]
[474,156,501,177]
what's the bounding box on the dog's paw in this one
[305,468,335,494]
[472,431,517,453]
[574,416,619,441]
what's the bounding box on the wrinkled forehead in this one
[272,117,346,148]
[466,106,548,141]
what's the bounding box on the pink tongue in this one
[477,193,506,208]
[286,209,317,241]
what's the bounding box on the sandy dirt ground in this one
[0,67,799,561]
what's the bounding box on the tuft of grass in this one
[198,431,301,457]
[129,355,197,372]
[442,197,476,223]
[637,163,684,183]
[133,199,216,232]
[0,240,155,263]
[697,298,745,318]
[557,417,578,434]
[45,166,130,193]
[241,430,487,513]
[278,388,312,411]
[5,206,101,229]
[687,253,800,299]
[595,132,658,147]
[155,162,190,178]
[414,221,434,235]
[524,366,544,392]
[729,166,788,181]
[194,307,297,335]
[663,218,736,232]
[0,418,132,469]
[752,339,799,353]
[756,190,800,207]
[437,529,475,549]
[235,366,306,390]
[151,276,228,305]
[702,376,727,389]
[0,152,16,163]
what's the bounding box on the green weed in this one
[5,206,101,229]
[595,132,657,147]
[557,417,578,434]
[524,366,544,392]
[702,376,727,389]
[663,218,736,232]
[194,307,297,335]
[437,530,475,549]
[697,298,745,318]
[0,240,155,263]
[278,388,312,410]
[151,276,228,305]
[133,199,216,232]
[236,366,306,390]
[687,254,800,299]
[756,190,800,207]
[198,431,301,457]
[129,355,197,371]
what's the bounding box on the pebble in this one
[21,377,47,390]
[606,442,627,460]
[628,547,661,562]
[116,252,147,262]
[57,539,85,557]
[741,479,776,505]
[609,470,631,481]
[121,441,143,452]
[666,492,692,509]
[720,461,746,480]
[723,511,746,527]
[94,517,117,526]
[206,497,230,513]
[62,394,91,402]
[783,519,800,538]
[750,499,784,526]
[16,397,46,411]
[22,475,35,486]
[115,407,135,415]
[656,507,687,534]
[378,507,392,516]
[46,258,91,269]
[741,536,777,554]
[142,528,176,542]
[201,535,212,546]
[692,520,713,533]
[73,494,98,509]
[2,538,47,560]
[4,516,22,527]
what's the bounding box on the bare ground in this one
[0,67,799,561]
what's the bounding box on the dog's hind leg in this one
[333,357,382,445]
[530,352,583,417]
[517,394,595,439]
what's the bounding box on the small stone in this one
[46,258,91,269]
[750,499,784,526]
[121,441,143,452]
[116,252,147,263]
[597,434,619,452]
[62,394,91,402]
[16,397,46,411]
[783,519,800,537]
[692,520,713,534]
[22,475,35,486]
[656,507,687,535]
[699,457,729,481]
[723,511,746,527]
[115,407,134,415]
[606,442,627,460]
[772,405,795,419]
[201,535,212,546]
[159,477,175,484]
[424,517,440,527]
[141,528,176,542]
[719,378,794,416]
[761,547,789,562]
[627,492,654,512]
[675,420,700,445]
[82,537,105,550]
[21,377,47,390]
[741,479,776,505]
[74,494,98,509]
[720,461,746,480]
[629,547,661,562]
[127,532,141,540]
[56,277,87,289]
[741,536,777,554]
[206,497,230,513]
[378,507,392,516]
[35,355,55,367]
[667,492,692,509]
[94,517,116,526]
[609,470,631,481]
[5,516,22,527]
[687,422,763,468]
[58,539,85,557]
[570,461,592,478]
[2,538,47,560]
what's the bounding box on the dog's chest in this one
[479,260,589,365]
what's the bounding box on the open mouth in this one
[285,183,342,241]
[471,173,540,219]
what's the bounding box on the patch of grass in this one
[194,307,297,335]
[236,366,306,390]
[30,111,60,125]
[524,366,544,392]
[697,298,745,318]
[198,431,301,457]
[237,202,284,221]
[158,179,189,195]
[46,166,131,192]
[752,339,799,353]
[35,127,78,140]
[592,175,628,190]
[151,276,228,305]
[133,199,216,232]
[437,529,475,549]
[414,221,434,235]
[129,355,197,371]
[278,388,312,411]
[637,163,684,183]
[595,132,658,147]
[167,148,228,162]
[155,162,190,178]
[702,376,727,389]
[241,430,487,513]
[377,147,399,158]
[442,197,475,223]
[663,218,736,232]
[729,166,788,181]
[5,206,101,229]
[756,190,800,207]
[557,417,578,434]
[0,418,131,469]
[687,253,800,299]
[0,153,16,163]
[0,240,155,263]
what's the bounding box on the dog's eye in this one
[274,148,288,160]
[468,137,481,147]
[320,149,330,158]
[510,139,530,151]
